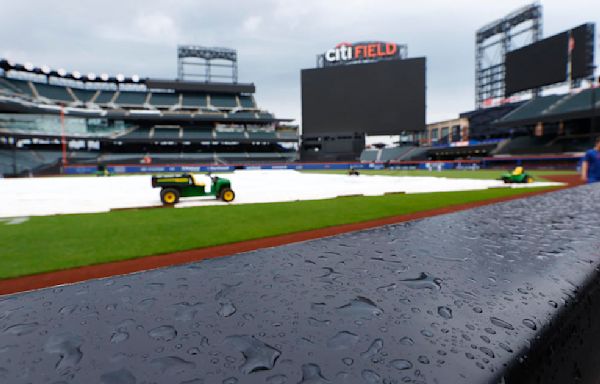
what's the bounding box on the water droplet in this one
[522,319,537,330]
[437,306,453,319]
[100,368,136,384]
[490,317,514,330]
[3,322,39,336]
[299,363,330,383]
[473,307,483,314]
[187,347,201,355]
[44,332,83,373]
[218,302,237,318]
[110,331,129,344]
[222,377,238,384]
[399,272,442,290]
[308,317,331,327]
[418,355,430,364]
[499,342,513,353]
[150,356,196,375]
[390,359,413,370]
[376,283,397,293]
[173,302,203,321]
[327,331,359,350]
[225,335,281,374]
[58,305,78,315]
[420,329,434,338]
[148,325,177,341]
[342,357,354,366]
[266,374,287,384]
[398,336,414,346]
[336,296,383,319]
[480,347,495,358]
[361,369,382,383]
[360,339,383,359]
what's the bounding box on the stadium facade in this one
[0,50,298,176]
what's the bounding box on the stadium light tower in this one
[475,3,542,108]
[177,45,238,83]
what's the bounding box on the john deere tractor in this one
[152,173,235,204]
[500,166,534,184]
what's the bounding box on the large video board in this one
[505,23,595,96]
[301,58,426,136]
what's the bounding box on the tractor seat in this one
[190,175,205,187]
[511,166,524,176]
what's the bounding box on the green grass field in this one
[0,186,557,280]
[303,169,577,181]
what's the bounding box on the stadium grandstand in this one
[0,54,298,176]
[358,91,599,167]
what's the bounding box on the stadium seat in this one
[499,95,562,124]
[359,149,379,162]
[150,92,180,108]
[115,91,148,106]
[94,91,116,104]
[210,94,238,108]
[247,131,277,140]
[34,83,74,103]
[152,128,180,139]
[120,128,151,140]
[238,95,255,108]
[3,78,34,96]
[215,131,246,140]
[71,88,97,103]
[229,111,257,119]
[181,94,207,108]
[182,129,214,140]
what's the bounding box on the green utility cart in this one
[500,166,534,184]
[151,173,235,204]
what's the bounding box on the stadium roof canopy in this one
[0,59,255,92]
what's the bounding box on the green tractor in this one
[500,166,534,184]
[151,173,235,205]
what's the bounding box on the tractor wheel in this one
[160,188,180,204]
[220,188,235,203]
[525,176,534,183]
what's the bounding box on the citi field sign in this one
[323,41,401,64]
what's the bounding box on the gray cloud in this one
[0,0,598,124]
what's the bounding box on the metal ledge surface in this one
[2,185,600,383]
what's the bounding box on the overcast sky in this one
[0,0,598,124]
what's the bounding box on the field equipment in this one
[500,166,534,184]
[151,173,235,204]
[348,167,360,176]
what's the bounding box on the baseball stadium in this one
[2,2,600,383]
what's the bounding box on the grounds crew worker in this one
[581,137,600,183]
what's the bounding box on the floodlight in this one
[100,73,109,81]
[57,68,67,77]
[87,73,97,81]
[41,65,51,74]
[73,71,82,79]
[116,73,125,82]
[24,62,34,71]
[131,74,140,82]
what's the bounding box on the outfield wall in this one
[63,160,482,175]
[63,155,581,175]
